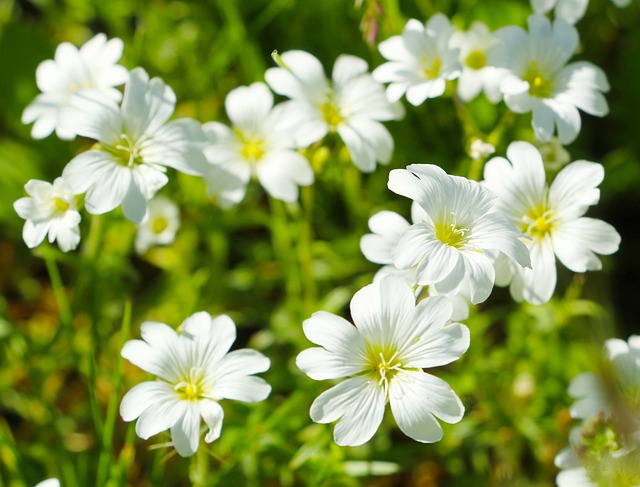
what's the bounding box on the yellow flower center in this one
[53,197,70,213]
[241,140,265,161]
[465,50,487,70]
[321,102,343,129]
[522,61,554,98]
[174,367,205,401]
[421,56,442,79]
[366,344,403,396]
[106,134,144,168]
[434,213,469,248]
[522,205,555,239]
[152,217,169,234]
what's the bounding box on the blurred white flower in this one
[203,82,313,206]
[483,141,620,304]
[14,177,81,252]
[120,311,271,457]
[34,480,60,487]
[387,164,531,304]
[135,195,181,254]
[450,22,507,103]
[555,336,640,486]
[490,14,609,144]
[265,51,403,172]
[536,136,571,171]
[531,0,589,25]
[373,14,461,106]
[61,68,207,224]
[22,33,128,140]
[296,275,469,446]
[612,0,631,6]
[469,138,496,160]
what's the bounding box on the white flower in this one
[490,14,609,144]
[120,311,271,457]
[14,177,81,252]
[612,0,631,6]
[531,0,589,25]
[22,33,128,140]
[537,136,571,171]
[450,22,507,103]
[34,480,61,487]
[482,141,620,304]
[296,275,469,446]
[135,195,181,254]
[373,14,461,106]
[265,51,403,173]
[469,138,496,160]
[387,164,531,304]
[61,68,207,223]
[203,82,313,206]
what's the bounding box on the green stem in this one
[43,248,73,342]
[96,300,132,487]
[298,185,316,313]
[269,197,301,307]
[189,447,209,487]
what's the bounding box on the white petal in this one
[389,371,464,443]
[360,211,410,264]
[171,403,201,457]
[181,312,237,367]
[265,50,328,103]
[255,150,314,202]
[22,220,50,248]
[296,347,364,380]
[144,119,208,176]
[120,380,176,421]
[83,162,132,216]
[458,251,495,304]
[332,55,368,89]
[512,238,557,304]
[135,392,185,440]
[552,217,620,272]
[225,83,273,133]
[200,399,224,443]
[310,376,386,446]
[302,311,365,357]
[549,161,603,218]
[532,100,555,143]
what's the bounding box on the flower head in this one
[22,33,128,140]
[135,195,181,254]
[483,141,620,304]
[450,21,507,103]
[490,14,609,144]
[265,51,403,172]
[61,68,207,223]
[297,275,469,446]
[120,311,271,457]
[204,82,314,205]
[14,177,81,252]
[387,164,531,304]
[373,14,461,106]
[531,0,589,25]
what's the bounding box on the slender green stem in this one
[298,185,316,313]
[96,300,132,487]
[42,248,73,345]
[189,446,209,487]
[269,197,301,306]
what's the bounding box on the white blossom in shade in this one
[34,480,60,487]
[22,33,128,140]
[296,275,469,446]
[482,141,620,304]
[60,68,208,224]
[555,336,640,487]
[450,22,508,103]
[13,177,81,252]
[490,14,609,145]
[387,164,531,304]
[203,82,313,206]
[531,0,589,25]
[265,51,403,173]
[120,311,271,457]
[372,14,461,106]
[135,195,181,254]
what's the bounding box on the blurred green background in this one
[1,0,639,485]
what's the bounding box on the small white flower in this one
[22,33,128,140]
[61,68,208,224]
[387,164,531,304]
[135,195,180,254]
[120,311,271,457]
[34,480,61,487]
[14,177,81,252]
[265,51,403,173]
[537,136,571,171]
[450,22,508,103]
[483,141,620,304]
[373,14,461,106]
[531,0,589,25]
[490,14,609,144]
[297,275,469,446]
[469,138,496,161]
[203,82,313,206]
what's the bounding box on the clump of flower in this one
[373,14,461,106]
[490,14,609,144]
[450,21,506,103]
[297,275,469,446]
[387,163,531,304]
[483,141,620,304]
[120,311,271,457]
[22,33,128,140]
[265,50,403,172]
[204,82,314,206]
[61,67,207,223]
[14,177,81,252]
[556,336,640,486]
[135,195,181,254]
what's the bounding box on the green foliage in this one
[1,0,639,485]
